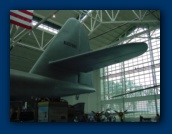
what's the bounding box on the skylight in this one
[32,20,59,34]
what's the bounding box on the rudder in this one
[30,18,92,85]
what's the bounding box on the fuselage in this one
[10,69,95,100]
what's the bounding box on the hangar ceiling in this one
[10,10,160,72]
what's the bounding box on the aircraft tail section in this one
[30,18,91,84]
[10,18,149,99]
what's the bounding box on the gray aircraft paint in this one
[10,18,148,100]
[10,69,94,100]
[30,18,92,85]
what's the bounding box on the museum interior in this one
[10,10,160,122]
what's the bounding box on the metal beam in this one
[10,39,44,52]
[113,10,120,21]
[15,25,19,30]
[101,94,160,104]
[149,10,160,21]
[81,10,102,35]
[139,10,142,18]
[10,24,14,35]
[92,11,100,31]
[111,85,160,98]
[136,36,160,39]
[75,10,100,23]
[32,31,41,48]
[102,20,160,24]
[88,23,101,36]
[10,26,21,44]
[10,10,59,48]
[142,10,148,19]
[132,10,140,20]
[96,10,101,21]
[13,29,26,40]
[42,35,56,49]
[41,31,44,48]
[105,10,112,20]
[98,26,159,49]
[82,23,91,32]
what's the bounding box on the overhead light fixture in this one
[53,14,56,18]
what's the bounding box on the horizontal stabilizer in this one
[49,42,148,72]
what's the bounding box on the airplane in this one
[103,108,149,122]
[10,18,148,100]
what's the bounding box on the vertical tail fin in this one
[30,18,92,86]
[44,17,90,60]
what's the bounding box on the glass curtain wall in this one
[100,27,160,122]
